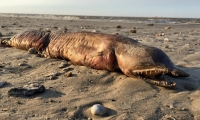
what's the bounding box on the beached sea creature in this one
[0,30,190,88]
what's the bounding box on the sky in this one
[0,0,200,18]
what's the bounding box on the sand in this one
[0,15,200,120]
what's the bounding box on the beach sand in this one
[0,16,200,120]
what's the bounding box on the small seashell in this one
[185,43,190,46]
[92,30,99,33]
[91,104,107,116]
[156,33,165,36]
[164,38,170,42]
[164,26,171,29]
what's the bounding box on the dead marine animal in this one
[0,30,189,88]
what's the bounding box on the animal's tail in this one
[0,39,11,47]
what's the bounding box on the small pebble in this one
[88,117,92,120]
[59,62,68,68]
[147,24,154,26]
[65,72,72,77]
[91,104,107,116]
[0,81,7,87]
[53,26,58,29]
[45,72,60,80]
[185,43,190,46]
[129,29,137,33]
[0,64,4,68]
[18,63,26,66]
[45,72,60,77]
[164,45,169,48]
[156,33,165,36]
[1,25,6,28]
[45,28,51,32]
[28,48,37,54]
[2,108,8,111]
[63,27,68,33]
[92,30,99,33]
[165,26,171,29]
[116,25,121,28]
[164,38,170,42]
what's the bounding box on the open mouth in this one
[141,76,176,88]
[132,68,176,88]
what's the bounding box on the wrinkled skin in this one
[1,30,190,88]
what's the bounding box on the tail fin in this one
[0,39,11,47]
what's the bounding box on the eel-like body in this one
[1,30,190,88]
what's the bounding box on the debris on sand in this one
[8,83,45,97]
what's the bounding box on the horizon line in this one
[1,12,200,19]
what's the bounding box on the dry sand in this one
[0,16,200,120]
